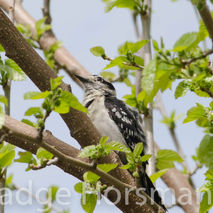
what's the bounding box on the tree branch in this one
[139,0,155,176]
[197,1,213,43]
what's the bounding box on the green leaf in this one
[105,141,131,153]
[50,76,63,90]
[156,149,183,170]
[118,40,148,55]
[4,59,26,81]
[0,144,15,154]
[0,44,4,52]
[140,154,152,162]
[183,103,206,123]
[36,148,53,160]
[150,169,168,183]
[0,95,8,106]
[25,107,43,117]
[175,80,191,99]
[79,145,96,158]
[0,149,15,168]
[97,163,118,173]
[55,91,87,114]
[99,136,108,146]
[90,46,105,57]
[100,71,116,81]
[83,172,100,183]
[35,17,51,39]
[113,0,135,10]
[120,164,131,170]
[74,182,84,194]
[200,189,213,213]
[133,143,143,158]
[81,193,97,213]
[24,91,51,100]
[152,40,159,51]
[197,135,213,170]
[134,56,144,66]
[15,151,35,163]
[141,59,157,102]
[104,56,128,70]
[173,32,203,52]
[5,174,13,187]
[49,41,62,53]
[46,185,58,201]
[21,119,38,128]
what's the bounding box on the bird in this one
[75,74,166,211]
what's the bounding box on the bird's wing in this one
[104,97,146,152]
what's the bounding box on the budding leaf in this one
[175,80,191,99]
[105,141,131,153]
[0,95,8,106]
[81,193,97,213]
[15,151,35,164]
[133,142,143,158]
[173,32,201,52]
[36,148,53,160]
[97,163,118,173]
[150,169,168,183]
[46,185,58,202]
[50,76,63,90]
[90,46,105,57]
[74,182,84,194]
[183,103,206,123]
[83,172,100,183]
[24,91,50,100]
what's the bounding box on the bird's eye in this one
[97,77,103,82]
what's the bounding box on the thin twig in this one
[156,94,189,170]
[188,163,202,177]
[30,157,58,170]
[103,55,143,70]
[42,0,52,25]
[182,49,213,66]
[38,110,51,141]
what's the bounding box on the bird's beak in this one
[74,75,90,83]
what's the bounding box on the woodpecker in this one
[75,74,166,211]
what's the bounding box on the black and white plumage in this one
[75,74,166,211]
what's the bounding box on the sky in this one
[4,0,213,212]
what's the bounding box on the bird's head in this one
[75,75,116,97]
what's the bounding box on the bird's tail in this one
[139,170,167,211]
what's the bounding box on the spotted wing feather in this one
[104,97,146,152]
